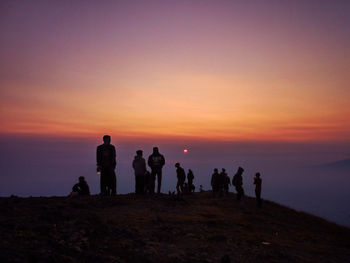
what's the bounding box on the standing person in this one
[72,176,90,195]
[221,168,230,195]
[96,135,117,196]
[175,163,186,194]
[187,169,195,193]
[254,172,262,207]
[132,150,146,195]
[232,167,245,201]
[211,168,220,197]
[148,147,165,194]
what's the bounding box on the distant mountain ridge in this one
[319,158,350,170]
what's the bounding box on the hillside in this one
[0,192,349,263]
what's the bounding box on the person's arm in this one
[148,155,152,168]
[96,146,101,172]
[161,155,165,167]
[72,183,79,192]
[112,146,116,169]
[142,158,146,172]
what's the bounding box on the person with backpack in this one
[187,169,195,193]
[232,167,244,201]
[175,162,186,194]
[148,147,165,194]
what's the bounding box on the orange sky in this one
[1,1,349,142]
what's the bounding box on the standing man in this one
[232,167,244,201]
[132,150,146,194]
[221,168,230,195]
[254,172,262,207]
[148,147,165,194]
[187,169,195,193]
[211,168,220,197]
[175,163,186,194]
[96,135,117,196]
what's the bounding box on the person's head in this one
[103,135,111,145]
[153,147,159,154]
[79,176,85,183]
[136,150,143,156]
[238,167,244,173]
[222,168,226,172]
[255,172,260,177]
[175,162,180,168]
[214,168,218,173]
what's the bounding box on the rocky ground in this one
[0,192,349,263]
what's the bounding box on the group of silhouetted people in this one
[211,166,263,206]
[174,163,195,195]
[71,135,263,207]
[132,147,165,194]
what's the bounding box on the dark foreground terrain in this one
[0,192,349,263]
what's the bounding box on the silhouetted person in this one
[175,162,186,194]
[254,172,262,207]
[232,167,244,201]
[144,170,150,194]
[132,150,146,195]
[221,168,230,195]
[148,147,165,194]
[211,168,220,197]
[72,176,90,195]
[187,169,195,192]
[96,135,116,196]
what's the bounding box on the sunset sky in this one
[1,0,349,142]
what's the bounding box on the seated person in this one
[72,176,90,195]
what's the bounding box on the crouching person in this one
[72,176,90,196]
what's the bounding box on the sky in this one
[1,0,349,142]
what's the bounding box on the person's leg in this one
[135,175,138,194]
[136,176,144,194]
[180,182,184,193]
[176,181,180,194]
[151,169,157,194]
[140,175,145,194]
[110,170,117,195]
[100,169,107,195]
[157,169,162,194]
[236,186,241,201]
[256,189,262,207]
[150,175,155,194]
